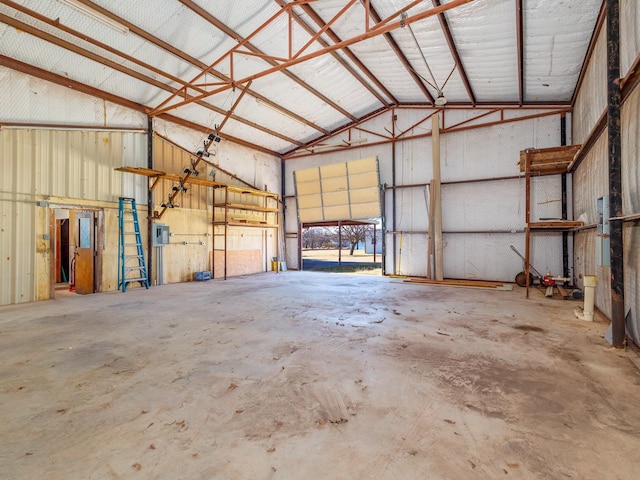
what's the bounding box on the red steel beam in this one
[178,0,356,121]
[282,107,569,159]
[516,0,524,105]
[284,0,397,105]
[432,0,476,105]
[152,0,474,115]
[572,1,606,106]
[0,11,302,146]
[0,55,279,157]
[40,0,326,134]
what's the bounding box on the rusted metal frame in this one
[160,113,277,156]
[2,56,279,157]
[154,133,261,191]
[155,129,220,219]
[362,1,435,103]
[396,110,440,139]
[444,108,501,130]
[174,0,353,123]
[154,0,472,115]
[620,51,640,100]
[374,0,425,30]
[167,0,357,121]
[291,105,392,154]
[288,1,396,105]
[146,116,154,286]
[0,14,300,146]
[567,108,607,172]
[217,81,253,132]
[431,0,475,104]
[524,151,532,298]
[231,49,289,63]
[572,1,607,106]
[516,0,524,105]
[351,126,391,141]
[292,0,359,60]
[1,0,202,94]
[283,108,568,160]
[607,0,625,348]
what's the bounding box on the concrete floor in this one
[1,272,639,480]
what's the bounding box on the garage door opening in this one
[294,157,382,275]
[302,221,381,275]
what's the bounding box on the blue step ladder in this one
[118,197,149,292]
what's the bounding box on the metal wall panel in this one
[573,27,607,144]
[0,128,146,305]
[621,0,640,78]
[621,82,640,345]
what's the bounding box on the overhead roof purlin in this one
[284,0,396,106]
[178,0,357,122]
[150,0,474,116]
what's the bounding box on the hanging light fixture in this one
[434,92,448,106]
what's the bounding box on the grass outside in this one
[302,248,382,275]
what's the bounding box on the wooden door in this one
[75,211,95,295]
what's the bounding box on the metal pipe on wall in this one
[607,0,625,348]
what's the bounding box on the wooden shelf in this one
[519,145,581,175]
[528,221,584,230]
[213,221,279,228]
[213,202,279,213]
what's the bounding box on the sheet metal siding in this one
[572,131,611,317]
[0,129,146,305]
[622,83,640,345]
[621,0,640,77]
[288,114,563,280]
[573,27,607,144]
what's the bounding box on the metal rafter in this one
[178,0,357,121]
[432,0,476,105]
[283,106,570,159]
[288,1,398,105]
[361,1,435,104]
[0,8,303,147]
[40,0,327,135]
[151,0,474,116]
[0,55,278,157]
[516,0,524,105]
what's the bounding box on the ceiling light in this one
[58,0,129,34]
[434,92,447,107]
[255,98,308,126]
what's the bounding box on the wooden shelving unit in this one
[522,146,583,298]
[212,184,279,279]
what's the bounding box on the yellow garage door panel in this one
[323,191,349,207]
[321,176,348,192]
[347,156,377,174]
[320,162,347,178]
[294,156,380,223]
[297,195,323,209]
[324,205,351,221]
[296,180,322,195]
[349,172,378,189]
[299,207,324,223]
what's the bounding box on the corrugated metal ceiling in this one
[0,0,603,155]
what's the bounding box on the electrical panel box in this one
[596,196,610,267]
[153,223,170,247]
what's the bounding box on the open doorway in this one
[51,208,103,297]
[301,220,381,275]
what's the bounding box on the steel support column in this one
[560,115,569,281]
[146,116,154,287]
[607,0,625,348]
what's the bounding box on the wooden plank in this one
[403,278,506,288]
[519,145,582,173]
[529,221,583,230]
